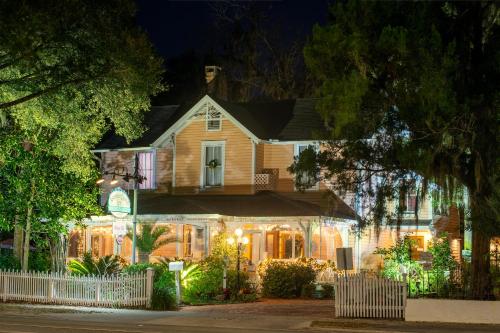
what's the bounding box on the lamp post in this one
[97,153,145,264]
[227,228,249,294]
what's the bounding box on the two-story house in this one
[67,94,360,268]
[66,91,458,271]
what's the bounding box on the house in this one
[66,72,456,271]
[67,93,361,269]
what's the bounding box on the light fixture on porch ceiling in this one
[110,175,119,185]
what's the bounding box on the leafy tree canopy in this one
[295,1,499,297]
[0,0,164,175]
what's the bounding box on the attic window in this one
[206,104,221,131]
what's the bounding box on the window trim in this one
[200,141,225,187]
[137,150,157,190]
[294,143,320,191]
[206,105,222,131]
[404,191,418,213]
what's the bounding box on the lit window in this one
[137,151,156,190]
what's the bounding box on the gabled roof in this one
[95,95,327,150]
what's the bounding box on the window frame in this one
[200,141,225,187]
[136,150,156,190]
[206,105,222,131]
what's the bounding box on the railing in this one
[255,168,279,191]
[0,269,154,308]
[334,273,407,319]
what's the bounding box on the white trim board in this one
[153,95,260,147]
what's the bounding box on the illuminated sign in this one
[108,188,131,218]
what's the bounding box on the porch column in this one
[291,230,296,259]
[319,222,322,260]
[204,225,209,258]
[85,226,92,253]
[176,224,182,258]
[260,228,266,260]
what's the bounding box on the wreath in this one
[208,159,219,169]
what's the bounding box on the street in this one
[1,300,500,333]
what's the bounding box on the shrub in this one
[68,252,124,276]
[321,284,334,299]
[182,256,254,304]
[123,262,177,310]
[29,251,51,272]
[0,250,20,270]
[258,259,317,298]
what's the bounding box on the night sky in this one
[135,0,330,59]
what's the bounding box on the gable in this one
[153,95,259,147]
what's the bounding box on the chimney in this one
[205,65,221,84]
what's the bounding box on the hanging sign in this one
[112,221,127,236]
[116,235,124,245]
[336,247,354,271]
[108,187,131,218]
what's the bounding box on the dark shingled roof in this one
[95,96,327,149]
[137,191,355,219]
[96,105,180,150]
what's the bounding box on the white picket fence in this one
[0,269,154,308]
[334,273,407,319]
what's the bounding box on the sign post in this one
[169,261,184,305]
[336,247,354,278]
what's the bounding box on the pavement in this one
[1,299,500,333]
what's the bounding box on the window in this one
[206,104,221,131]
[405,191,418,212]
[137,151,156,190]
[294,144,319,190]
[202,142,224,187]
[408,236,425,260]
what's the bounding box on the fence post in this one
[146,268,155,309]
[2,271,7,302]
[95,276,101,305]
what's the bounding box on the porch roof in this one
[137,191,355,220]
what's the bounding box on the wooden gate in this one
[334,273,407,319]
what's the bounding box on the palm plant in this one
[158,258,201,288]
[68,251,122,276]
[127,224,178,263]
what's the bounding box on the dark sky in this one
[135,0,330,59]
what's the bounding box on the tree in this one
[295,1,499,298]
[0,130,101,271]
[0,0,164,175]
[0,0,164,270]
[127,224,177,263]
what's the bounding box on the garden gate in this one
[334,273,407,319]
[0,268,154,308]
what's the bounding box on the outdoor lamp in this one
[227,228,249,296]
[110,175,119,185]
[96,178,105,185]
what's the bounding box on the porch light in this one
[96,178,105,185]
[110,175,119,185]
[235,228,243,237]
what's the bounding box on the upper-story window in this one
[294,143,319,190]
[206,104,221,131]
[202,141,224,187]
[137,151,156,190]
[405,191,418,213]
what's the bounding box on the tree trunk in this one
[470,194,493,299]
[21,181,36,271]
[13,216,23,262]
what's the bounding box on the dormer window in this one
[206,104,221,131]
